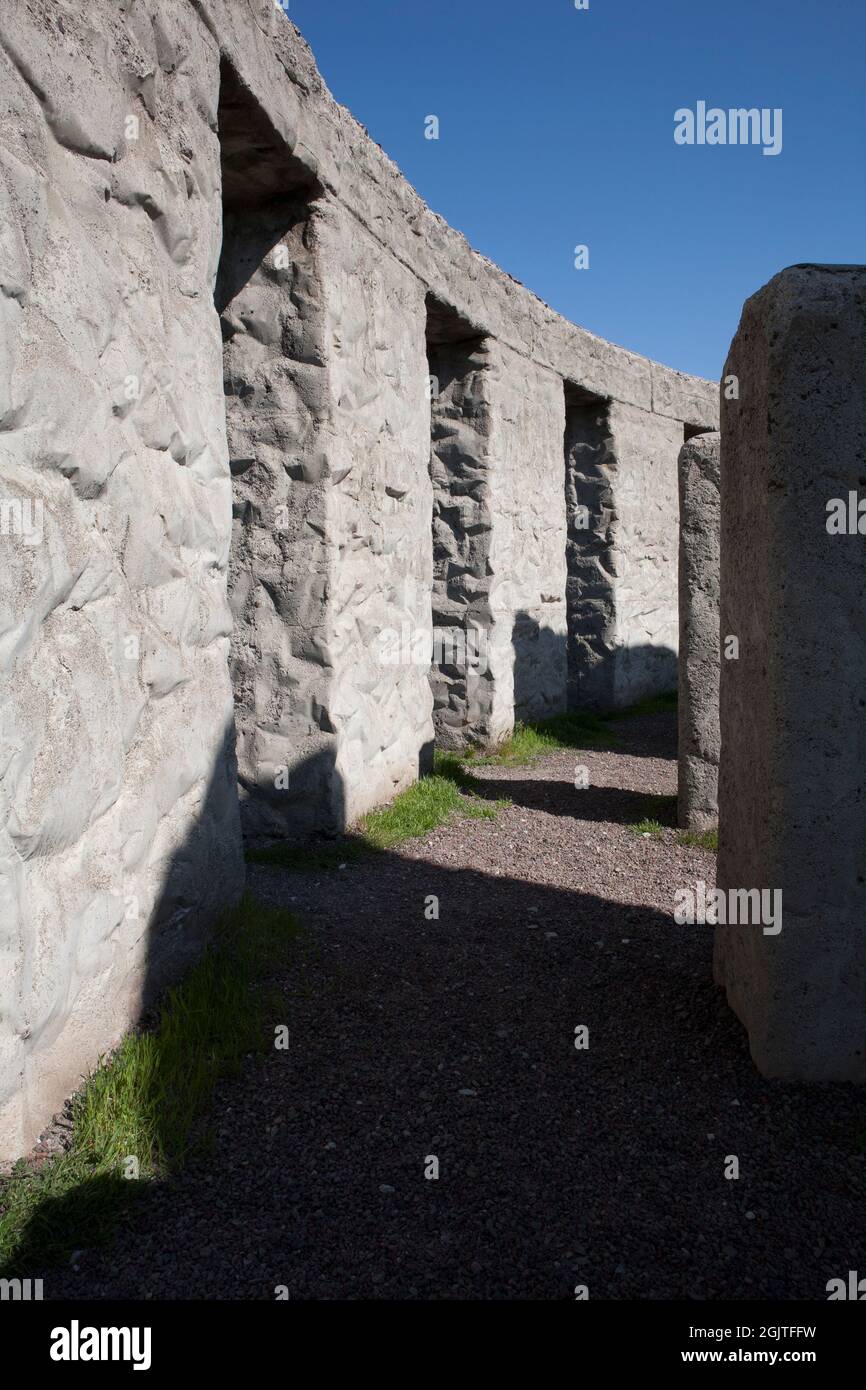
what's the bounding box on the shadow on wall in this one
[511,610,676,722]
[136,721,245,1016]
[239,744,346,845]
[511,610,568,724]
[140,740,349,1038]
[1,743,344,1279]
[614,643,678,711]
[0,723,247,1277]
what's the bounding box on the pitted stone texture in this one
[427,334,496,750]
[677,431,720,831]
[566,398,680,712]
[714,265,866,1081]
[0,0,244,1161]
[564,389,616,710]
[219,195,337,839]
[427,335,570,749]
[318,201,435,823]
[0,0,719,1157]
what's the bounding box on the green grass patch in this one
[432,749,483,792]
[467,711,615,768]
[0,895,300,1276]
[632,817,665,837]
[359,769,507,851]
[248,755,509,870]
[677,827,718,852]
[248,692,677,867]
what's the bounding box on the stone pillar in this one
[677,431,720,831]
[488,345,568,731]
[714,264,866,1080]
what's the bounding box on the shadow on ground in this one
[11,711,864,1302]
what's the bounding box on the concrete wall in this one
[221,184,335,841]
[0,0,717,1158]
[319,201,434,825]
[0,0,244,1159]
[609,403,682,708]
[491,346,568,728]
[565,396,683,712]
[714,265,866,1081]
[427,321,496,750]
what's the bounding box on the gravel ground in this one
[36,712,866,1300]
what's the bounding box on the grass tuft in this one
[247,754,509,870]
[467,711,614,767]
[632,817,666,837]
[248,694,676,868]
[677,827,718,852]
[0,895,300,1276]
[359,768,507,850]
[629,794,678,838]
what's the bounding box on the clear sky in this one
[285,0,864,381]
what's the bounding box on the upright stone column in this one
[677,431,720,831]
[714,265,866,1080]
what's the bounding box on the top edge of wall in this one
[201,0,718,428]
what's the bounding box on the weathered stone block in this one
[677,431,720,831]
[715,265,866,1080]
[0,0,720,1160]
[488,347,568,732]
[0,0,244,1162]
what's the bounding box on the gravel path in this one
[39,712,865,1300]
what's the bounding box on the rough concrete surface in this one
[715,265,866,1081]
[0,0,245,1161]
[0,0,717,1159]
[678,431,721,831]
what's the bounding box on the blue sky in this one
[286,0,864,381]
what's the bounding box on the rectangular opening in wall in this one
[424,297,492,750]
[215,62,336,839]
[563,381,615,711]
